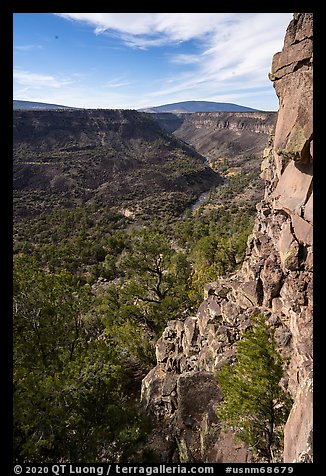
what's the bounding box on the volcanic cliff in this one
[154,111,276,160]
[141,13,313,463]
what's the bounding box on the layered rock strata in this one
[141,13,313,463]
[154,111,276,160]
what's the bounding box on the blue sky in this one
[13,13,293,111]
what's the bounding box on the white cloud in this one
[14,69,74,88]
[14,44,43,51]
[102,77,134,88]
[55,13,229,41]
[200,13,291,80]
[55,13,292,102]
[15,13,294,110]
[171,54,201,65]
[55,13,291,53]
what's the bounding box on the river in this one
[190,190,211,211]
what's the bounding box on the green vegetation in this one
[13,109,277,462]
[13,109,221,223]
[13,125,262,462]
[13,255,152,463]
[13,193,255,462]
[216,315,292,462]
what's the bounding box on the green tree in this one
[118,229,193,334]
[14,345,151,463]
[13,254,151,463]
[188,234,238,305]
[216,315,292,462]
[14,255,93,370]
[120,230,174,304]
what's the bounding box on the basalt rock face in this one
[141,13,313,463]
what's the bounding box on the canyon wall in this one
[141,13,313,463]
[155,111,276,160]
[13,109,222,220]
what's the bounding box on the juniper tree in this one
[216,315,292,462]
[13,254,151,463]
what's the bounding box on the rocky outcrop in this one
[141,13,313,463]
[268,12,313,463]
[141,280,257,462]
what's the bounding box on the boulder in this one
[283,377,313,462]
[213,429,254,463]
[271,14,313,164]
[197,300,211,336]
[175,371,221,462]
[162,371,178,396]
[237,279,263,307]
[183,316,198,345]
[271,161,313,215]
[291,214,313,246]
[156,336,175,363]
[141,365,166,410]
[278,222,299,270]
[271,38,312,79]
[260,254,284,307]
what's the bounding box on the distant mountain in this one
[13,100,74,110]
[139,101,259,113]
